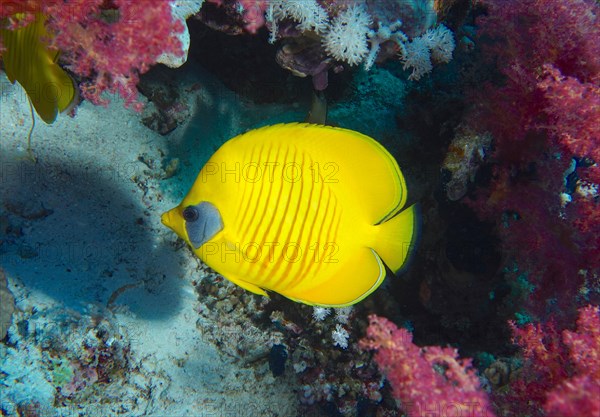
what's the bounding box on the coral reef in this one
[1,0,185,110]
[462,0,600,321]
[497,305,600,417]
[2,0,598,416]
[360,315,496,417]
[47,0,185,110]
[1,304,134,415]
[1,0,457,115]
[358,307,600,417]
[194,270,395,415]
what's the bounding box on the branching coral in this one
[1,0,185,111]
[499,305,600,417]
[45,0,184,110]
[465,0,600,319]
[360,315,496,417]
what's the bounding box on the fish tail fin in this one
[372,204,419,274]
[1,13,75,124]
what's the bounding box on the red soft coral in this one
[465,0,600,319]
[360,315,496,417]
[538,65,600,184]
[43,0,184,110]
[503,305,600,417]
[478,0,600,85]
[0,0,45,29]
[239,0,268,34]
[2,0,184,110]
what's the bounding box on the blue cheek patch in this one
[184,202,223,249]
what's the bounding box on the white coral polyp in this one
[399,24,456,81]
[332,324,349,349]
[402,36,433,81]
[425,24,455,64]
[270,0,329,34]
[312,306,331,321]
[322,5,372,66]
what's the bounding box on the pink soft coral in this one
[239,0,268,34]
[503,305,600,417]
[465,0,600,318]
[538,65,600,185]
[1,0,185,110]
[45,0,184,110]
[360,315,496,417]
[0,0,42,30]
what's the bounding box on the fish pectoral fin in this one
[225,274,269,297]
[284,247,386,307]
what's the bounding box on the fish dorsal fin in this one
[231,124,407,224]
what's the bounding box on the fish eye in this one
[182,206,199,222]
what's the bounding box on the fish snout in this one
[161,206,189,242]
[161,206,182,233]
[161,209,175,228]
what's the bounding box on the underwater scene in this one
[0,1,599,416]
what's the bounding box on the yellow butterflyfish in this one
[1,13,75,124]
[162,123,418,307]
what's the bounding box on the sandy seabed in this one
[0,68,301,417]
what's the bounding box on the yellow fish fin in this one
[286,248,386,307]
[372,203,419,273]
[244,123,407,224]
[1,13,75,124]
[225,273,269,297]
[318,126,408,224]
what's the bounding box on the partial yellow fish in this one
[162,123,418,307]
[1,13,75,123]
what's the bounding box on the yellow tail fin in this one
[372,204,419,274]
[1,13,75,124]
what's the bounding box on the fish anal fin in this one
[284,248,385,307]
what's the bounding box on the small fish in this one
[268,344,288,377]
[1,13,75,123]
[162,123,417,307]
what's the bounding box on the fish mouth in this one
[161,206,186,241]
[160,206,183,232]
[161,209,175,228]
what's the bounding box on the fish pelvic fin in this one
[225,273,269,297]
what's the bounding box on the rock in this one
[157,0,205,68]
[0,269,16,340]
